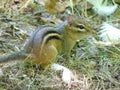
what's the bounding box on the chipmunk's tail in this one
[0,50,27,62]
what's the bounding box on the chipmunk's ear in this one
[56,14,78,22]
[55,14,75,21]
[66,15,84,25]
[66,15,77,23]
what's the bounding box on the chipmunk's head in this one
[65,15,95,40]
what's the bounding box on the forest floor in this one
[0,0,120,90]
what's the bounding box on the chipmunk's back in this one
[23,25,63,66]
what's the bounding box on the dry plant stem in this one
[19,0,34,11]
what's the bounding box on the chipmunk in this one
[0,16,95,67]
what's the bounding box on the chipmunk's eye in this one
[76,24,85,29]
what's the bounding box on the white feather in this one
[87,0,118,16]
[93,4,118,16]
[51,63,75,84]
[99,23,120,44]
[87,0,103,7]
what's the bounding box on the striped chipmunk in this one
[0,15,95,67]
